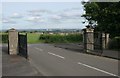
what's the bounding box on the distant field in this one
[1,32,83,44]
[28,33,83,43]
[27,33,44,43]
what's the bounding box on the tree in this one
[82,2,120,38]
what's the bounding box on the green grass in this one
[27,33,43,43]
[1,32,83,44]
[39,33,83,43]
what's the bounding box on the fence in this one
[83,27,110,55]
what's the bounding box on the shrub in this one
[108,37,120,50]
[39,33,83,43]
[0,33,8,43]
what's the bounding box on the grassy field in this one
[28,33,83,43]
[1,32,83,43]
[27,33,44,43]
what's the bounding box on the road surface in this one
[1,44,42,76]
[28,43,119,77]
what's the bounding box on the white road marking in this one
[48,52,65,59]
[78,62,119,77]
[35,47,43,51]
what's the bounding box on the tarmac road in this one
[28,43,119,77]
[1,44,42,76]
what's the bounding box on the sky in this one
[1,0,89,30]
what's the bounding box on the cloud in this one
[60,10,82,19]
[58,7,84,20]
[28,13,41,17]
[47,14,63,24]
[71,7,83,10]
[10,13,23,18]
[63,7,83,12]
[26,7,83,24]
[47,8,83,23]
[28,9,49,13]
[27,9,53,18]
[28,9,52,15]
[26,16,45,23]
[27,16,41,21]
[2,18,16,24]
[50,15,62,20]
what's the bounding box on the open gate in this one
[18,33,28,59]
[84,32,103,55]
[83,27,104,55]
[93,32,103,55]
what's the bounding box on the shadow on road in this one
[52,43,119,60]
[53,43,84,53]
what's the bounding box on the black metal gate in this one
[18,33,28,59]
[93,32,103,55]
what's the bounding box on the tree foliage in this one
[82,2,120,38]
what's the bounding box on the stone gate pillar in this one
[102,33,109,49]
[8,28,18,55]
[105,33,109,48]
[83,26,94,52]
[102,33,105,49]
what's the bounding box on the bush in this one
[0,33,83,44]
[39,33,83,43]
[108,37,120,50]
[0,33,8,43]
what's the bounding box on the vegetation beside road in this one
[39,33,83,43]
[0,33,8,43]
[28,33,83,43]
[1,32,119,50]
[82,2,120,38]
[27,33,42,43]
[1,32,83,44]
[81,2,120,51]
[108,37,120,50]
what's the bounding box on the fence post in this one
[8,28,18,55]
[83,26,94,53]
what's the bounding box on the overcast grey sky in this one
[1,0,89,30]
